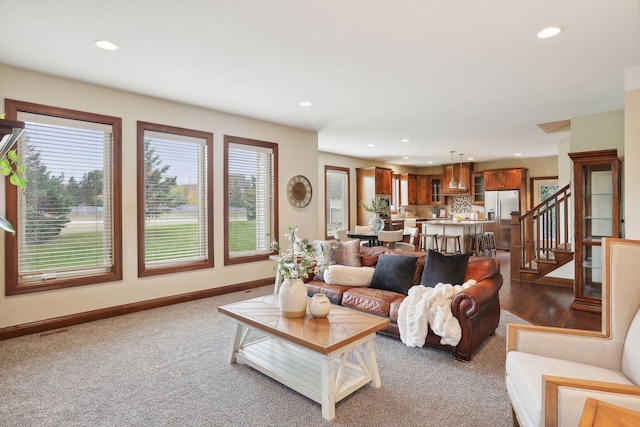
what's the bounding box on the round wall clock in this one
[287,175,312,207]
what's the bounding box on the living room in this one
[1,1,640,425]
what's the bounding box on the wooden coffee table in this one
[218,294,389,421]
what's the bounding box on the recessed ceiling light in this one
[299,101,312,107]
[537,26,563,39]
[401,139,409,143]
[367,144,375,147]
[514,153,522,157]
[467,157,474,161]
[427,161,433,164]
[94,40,119,50]
[403,156,409,160]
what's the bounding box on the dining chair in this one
[403,218,417,228]
[333,229,355,242]
[396,226,418,251]
[375,230,404,250]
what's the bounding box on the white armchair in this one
[506,238,640,427]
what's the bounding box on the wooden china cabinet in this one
[569,149,621,313]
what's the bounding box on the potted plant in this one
[430,206,440,218]
[0,114,26,233]
[359,196,390,232]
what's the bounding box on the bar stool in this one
[469,233,486,256]
[441,235,462,255]
[420,233,440,252]
[483,231,496,257]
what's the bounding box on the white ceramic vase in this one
[369,212,385,233]
[309,293,331,318]
[278,278,308,318]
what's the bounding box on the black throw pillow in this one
[420,250,471,287]
[369,254,418,295]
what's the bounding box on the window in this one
[4,100,122,295]
[137,122,213,276]
[325,166,350,238]
[224,135,278,265]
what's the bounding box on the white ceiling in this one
[1,0,639,166]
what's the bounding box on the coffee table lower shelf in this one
[231,325,381,421]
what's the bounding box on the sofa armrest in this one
[543,376,640,426]
[507,324,622,370]
[449,275,503,361]
[451,275,503,318]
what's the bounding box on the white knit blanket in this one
[397,280,477,347]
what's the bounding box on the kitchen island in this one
[421,220,492,254]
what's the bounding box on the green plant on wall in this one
[0,113,26,234]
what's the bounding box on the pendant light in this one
[448,151,457,188]
[457,153,466,189]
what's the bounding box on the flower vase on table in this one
[272,225,332,318]
[309,293,331,318]
[279,278,308,318]
[369,212,385,233]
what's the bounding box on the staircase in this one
[509,184,574,283]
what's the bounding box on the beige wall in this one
[570,110,624,155]
[624,65,640,239]
[0,65,318,329]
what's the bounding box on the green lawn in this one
[22,220,260,271]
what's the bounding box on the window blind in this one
[142,131,208,268]
[227,142,275,258]
[16,115,115,284]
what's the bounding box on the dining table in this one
[346,231,410,248]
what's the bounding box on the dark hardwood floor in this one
[495,250,601,332]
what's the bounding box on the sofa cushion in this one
[313,239,361,280]
[324,265,375,287]
[342,287,404,317]
[369,254,418,295]
[420,250,471,287]
[304,281,353,305]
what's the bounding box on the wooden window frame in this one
[324,165,350,239]
[136,121,214,277]
[4,99,122,295]
[223,135,278,266]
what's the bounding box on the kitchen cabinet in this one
[569,149,621,313]
[471,171,485,205]
[374,167,392,195]
[442,163,472,195]
[416,175,429,205]
[484,168,525,191]
[356,166,393,225]
[399,173,418,205]
[428,175,443,204]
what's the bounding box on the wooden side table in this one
[579,397,640,427]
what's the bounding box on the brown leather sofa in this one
[305,247,503,361]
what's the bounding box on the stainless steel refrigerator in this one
[484,190,520,250]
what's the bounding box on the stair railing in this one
[511,184,571,274]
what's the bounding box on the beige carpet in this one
[0,286,529,426]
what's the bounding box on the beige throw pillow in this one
[313,239,362,281]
